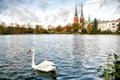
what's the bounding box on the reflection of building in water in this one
[72,35,85,73]
[72,35,85,61]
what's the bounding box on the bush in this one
[98,53,120,80]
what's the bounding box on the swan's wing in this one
[38,60,55,67]
[34,60,56,72]
[37,65,56,72]
[43,60,56,65]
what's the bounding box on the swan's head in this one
[28,49,35,53]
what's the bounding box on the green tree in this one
[35,25,40,34]
[81,28,87,34]
[27,27,33,33]
[15,24,21,34]
[93,18,98,34]
[47,26,56,34]
[6,26,15,34]
[20,27,27,34]
[0,25,5,34]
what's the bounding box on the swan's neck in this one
[32,51,36,68]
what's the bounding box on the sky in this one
[0,0,120,28]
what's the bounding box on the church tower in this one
[80,4,84,27]
[74,2,78,24]
[88,14,90,22]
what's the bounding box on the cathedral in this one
[73,2,119,33]
[74,3,85,27]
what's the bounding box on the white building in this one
[98,21,119,32]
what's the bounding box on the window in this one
[112,23,115,25]
[112,26,115,28]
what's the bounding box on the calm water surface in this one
[0,34,120,80]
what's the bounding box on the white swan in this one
[28,49,56,72]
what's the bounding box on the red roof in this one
[118,18,120,21]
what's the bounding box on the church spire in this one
[81,4,84,18]
[74,1,78,24]
[80,4,84,27]
[88,14,90,22]
[75,2,78,17]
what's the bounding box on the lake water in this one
[0,34,120,80]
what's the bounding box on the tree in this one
[87,23,92,34]
[64,25,74,33]
[25,27,33,33]
[39,25,46,34]
[0,25,5,34]
[20,27,27,34]
[72,23,81,33]
[93,18,98,34]
[15,24,21,34]
[47,26,56,34]
[6,26,15,34]
[81,28,87,34]
[35,25,40,34]
[56,25,63,33]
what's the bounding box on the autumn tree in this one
[72,23,81,33]
[39,25,46,34]
[56,25,63,33]
[87,23,92,34]
[63,25,74,33]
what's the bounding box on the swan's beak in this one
[27,49,34,53]
[27,50,31,53]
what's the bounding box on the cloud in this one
[86,0,120,14]
[0,0,25,13]
[0,0,49,25]
[38,0,49,11]
[0,0,119,28]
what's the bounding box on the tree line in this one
[0,18,120,34]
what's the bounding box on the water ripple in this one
[0,34,120,80]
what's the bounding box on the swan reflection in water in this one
[30,70,57,80]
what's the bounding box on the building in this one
[74,3,79,24]
[74,3,84,27]
[118,18,120,22]
[73,2,119,33]
[98,21,119,32]
[80,4,84,27]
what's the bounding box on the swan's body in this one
[28,49,56,72]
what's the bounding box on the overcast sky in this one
[0,0,120,27]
